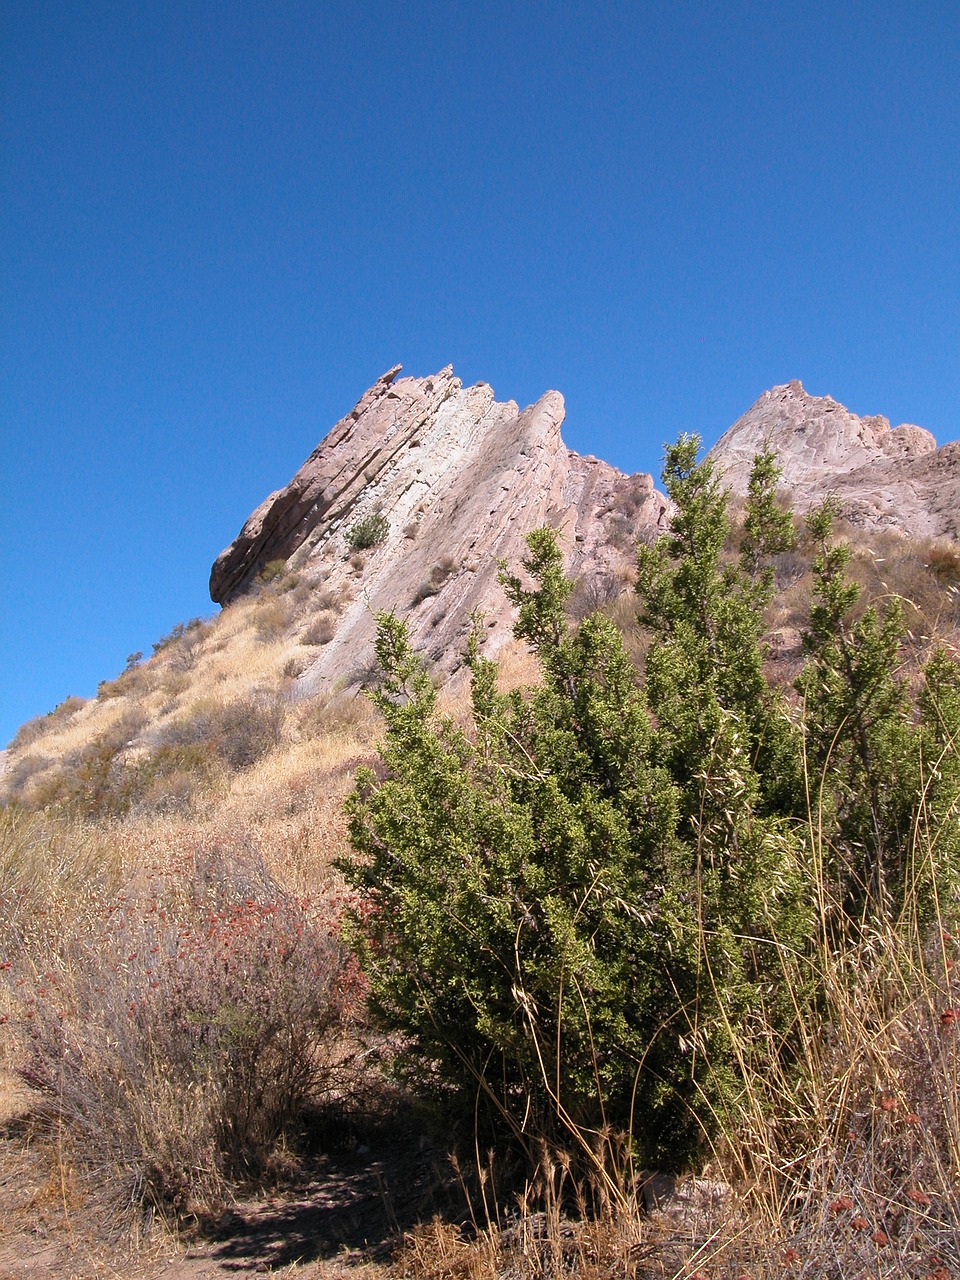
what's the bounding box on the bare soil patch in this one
[0,1096,452,1280]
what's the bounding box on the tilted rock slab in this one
[211,365,668,688]
[709,380,960,538]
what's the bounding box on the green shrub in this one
[343,444,813,1170]
[342,438,960,1178]
[345,512,389,552]
[259,558,289,583]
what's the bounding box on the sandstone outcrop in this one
[211,366,668,689]
[211,369,957,693]
[709,381,960,538]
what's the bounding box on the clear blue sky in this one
[2,1,958,745]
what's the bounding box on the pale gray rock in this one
[709,380,959,538]
[642,1172,731,1226]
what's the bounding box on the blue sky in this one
[2,1,958,744]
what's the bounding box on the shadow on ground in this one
[200,1103,460,1272]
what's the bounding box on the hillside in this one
[1,369,959,1280]
[210,364,667,690]
[709,378,960,537]
[5,366,959,814]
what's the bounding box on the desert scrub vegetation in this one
[6,695,88,752]
[345,510,390,551]
[157,691,286,772]
[342,438,960,1273]
[764,519,960,644]
[301,613,338,646]
[0,808,364,1234]
[299,585,346,647]
[1,692,289,819]
[0,578,319,812]
[411,555,457,605]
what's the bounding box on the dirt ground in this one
[0,1082,454,1280]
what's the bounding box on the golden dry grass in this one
[2,537,960,1279]
[0,1073,36,1128]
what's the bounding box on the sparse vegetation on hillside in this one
[1,439,959,1278]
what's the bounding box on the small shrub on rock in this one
[345,512,389,552]
[302,615,337,646]
[412,556,457,606]
[258,558,288,584]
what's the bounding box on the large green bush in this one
[342,439,960,1173]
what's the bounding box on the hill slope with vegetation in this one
[2,429,960,1279]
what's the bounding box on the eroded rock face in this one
[211,366,668,688]
[709,381,959,538]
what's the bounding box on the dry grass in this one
[2,536,959,1278]
[0,1072,36,1127]
[0,636,381,1256]
[767,524,960,643]
[0,807,366,1241]
[0,581,349,814]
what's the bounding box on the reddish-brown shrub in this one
[1,847,364,1226]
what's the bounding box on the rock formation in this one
[709,381,960,538]
[211,369,957,693]
[211,365,668,688]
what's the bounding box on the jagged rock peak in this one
[211,365,467,602]
[211,365,668,690]
[709,381,958,539]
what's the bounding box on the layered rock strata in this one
[211,366,668,688]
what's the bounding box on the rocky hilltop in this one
[5,369,958,797]
[211,365,667,687]
[709,380,960,538]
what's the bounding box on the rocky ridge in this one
[211,365,668,689]
[211,368,958,692]
[708,380,960,538]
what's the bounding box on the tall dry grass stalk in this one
[698,797,960,1278]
